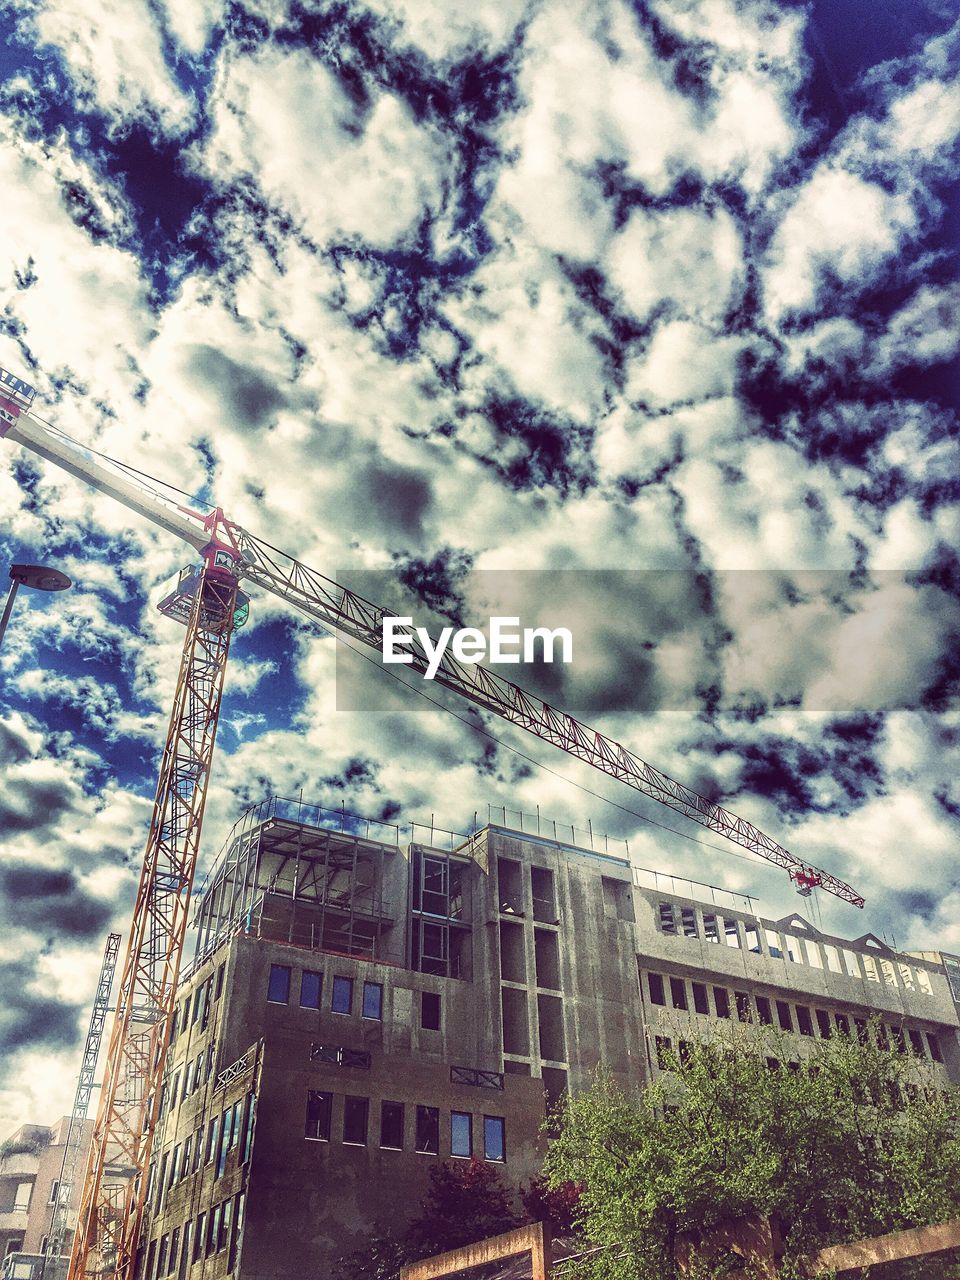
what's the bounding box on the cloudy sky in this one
[0,0,958,1135]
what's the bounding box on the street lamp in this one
[0,562,73,650]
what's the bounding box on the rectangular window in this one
[217,1108,231,1177]
[332,976,353,1015]
[776,1000,793,1032]
[803,940,823,969]
[215,963,225,1000]
[169,1145,181,1187]
[880,959,898,988]
[229,1192,245,1273]
[169,1228,180,1277]
[723,918,741,948]
[451,1111,472,1158]
[193,1217,205,1264]
[239,1095,255,1163]
[647,972,665,1006]
[415,1105,439,1154]
[892,1026,907,1054]
[343,1096,369,1145]
[362,981,383,1020]
[655,1035,672,1069]
[421,991,441,1030]
[680,907,698,938]
[824,945,843,974]
[157,1237,169,1279]
[193,1126,203,1172]
[744,924,761,953]
[156,1154,168,1210]
[784,934,802,963]
[692,982,709,1015]
[48,1180,59,1205]
[908,1029,925,1058]
[735,992,752,1023]
[177,1221,191,1280]
[916,968,933,996]
[380,1101,404,1150]
[267,964,291,1004]
[669,977,687,1011]
[835,1013,850,1037]
[927,1032,944,1063]
[180,1137,192,1179]
[206,1206,219,1257]
[714,986,730,1019]
[206,1114,220,1164]
[815,1009,832,1039]
[756,996,773,1026]
[483,1116,506,1163]
[898,963,914,991]
[876,1023,890,1050]
[658,903,676,934]
[218,1198,232,1252]
[305,1091,332,1141]
[170,1074,180,1113]
[229,1099,242,1148]
[192,1052,203,1094]
[796,1006,814,1036]
[300,970,322,1009]
[863,955,880,982]
[765,928,783,958]
[702,913,720,943]
[854,1017,868,1045]
[841,949,861,978]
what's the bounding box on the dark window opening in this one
[300,970,322,1009]
[647,972,665,1006]
[776,1000,793,1032]
[816,1010,832,1039]
[415,1105,439,1154]
[680,907,698,938]
[267,965,291,1004]
[735,991,752,1023]
[655,1035,672,1069]
[670,977,687,1011]
[796,1006,814,1036]
[658,903,676,934]
[332,976,353,1015]
[927,1032,944,1063]
[343,1096,369,1146]
[380,1101,404,1150]
[531,867,556,923]
[756,996,773,1026]
[483,1116,506,1162]
[421,991,441,1031]
[714,987,730,1019]
[692,982,709,1015]
[305,1091,331,1141]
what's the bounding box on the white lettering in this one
[421,626,453,680]
[382,616,414,665]
[523,626,573,664]
[451,627,486,662]
[489,616,521,663]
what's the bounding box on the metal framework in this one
[42,934,122,1280]
[67,559,238,1280]
[235,532,865,907]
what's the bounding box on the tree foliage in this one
[542,1023,960,1280]
[340,1158,520,1280]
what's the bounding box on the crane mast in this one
[0,369,865,1280]
[43,933,122,1280]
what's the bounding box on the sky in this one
[0,0,958,1137]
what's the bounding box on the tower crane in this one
[0,367,864,1280]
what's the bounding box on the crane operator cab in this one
[157,542,250,633]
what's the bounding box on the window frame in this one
[450,1110,472,1158]
[331,975,354,1015]
[267,964,291,1004]
[483,1115,506,1163]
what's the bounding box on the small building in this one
[136,797,960,1280]
[0,1117,93,1280]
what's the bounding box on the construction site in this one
[2,368,960,1280]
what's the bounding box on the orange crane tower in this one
[0,368,864,1280]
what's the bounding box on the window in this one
[156,1154,168,1209]
[703,913,720,943]
[300,970,322,1009]
[229,1098,243,1147]
[169,1146,181,1188]
[217,1108,231,1177]
[332,976,353,1015]
[193,1125,204,1171]
[362,981,383,1020]
[169,1228,180,1277]
[796,1006,814,1036]
[229,1192,245,1273]
[908,1029,925,1058]
[835,1013,850,1037]
[655,1035,672,1069]
[723,917,741,948]
[180,1137,192,1179]
[380,1101,404,1150]
[206,1114,220,1164]
[804,940,823,969]
[415,1105,439,1154]
[421,991,441,1030]
[680,907,698,938]
[875,1023,890,1051]
[892,1026,907,1055]
[825,945,843,974]
[658,903,676,934]
[815,1009,832,1039]
[451,1111,472,1158]
[776,1000,793,1032]
[145,1241,156,1280]
[483,1116,506,1162]
[48,1180,59,1205]
[206,1207,219,1257]
[765,928,783,958]
[177,1221,191,1280]
[756,996,773,1026]
[267,964,291,1004]
[239,1095,255,1163]
[647,972,665,1006]
[692,982,709,1015]
[218,1198,232,1252]
[157,1236,169,1279]
[744,924,761,953]
[784,934,802,963]
[854,1017,868,1045]
[192,1052,203,1094]
[530,866,556,923]
[215,964,225,1000]
[714,986,730,1019]
[927,1032,944,1063]
[669,977,687,1011]
[12,1181,32,1212]
[735,992,752,1023]
[170,1074,180,1112]
[192,1217,205,1264]
[343,1096,369,1145]
[305,1091,332,1141]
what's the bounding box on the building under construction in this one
[137,796,960,1278]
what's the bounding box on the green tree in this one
[542,1023,960,1279]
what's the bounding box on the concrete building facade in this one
[0,1117,93,1280]
[137,798,960,1280]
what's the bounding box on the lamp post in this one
[0,562,73,650]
